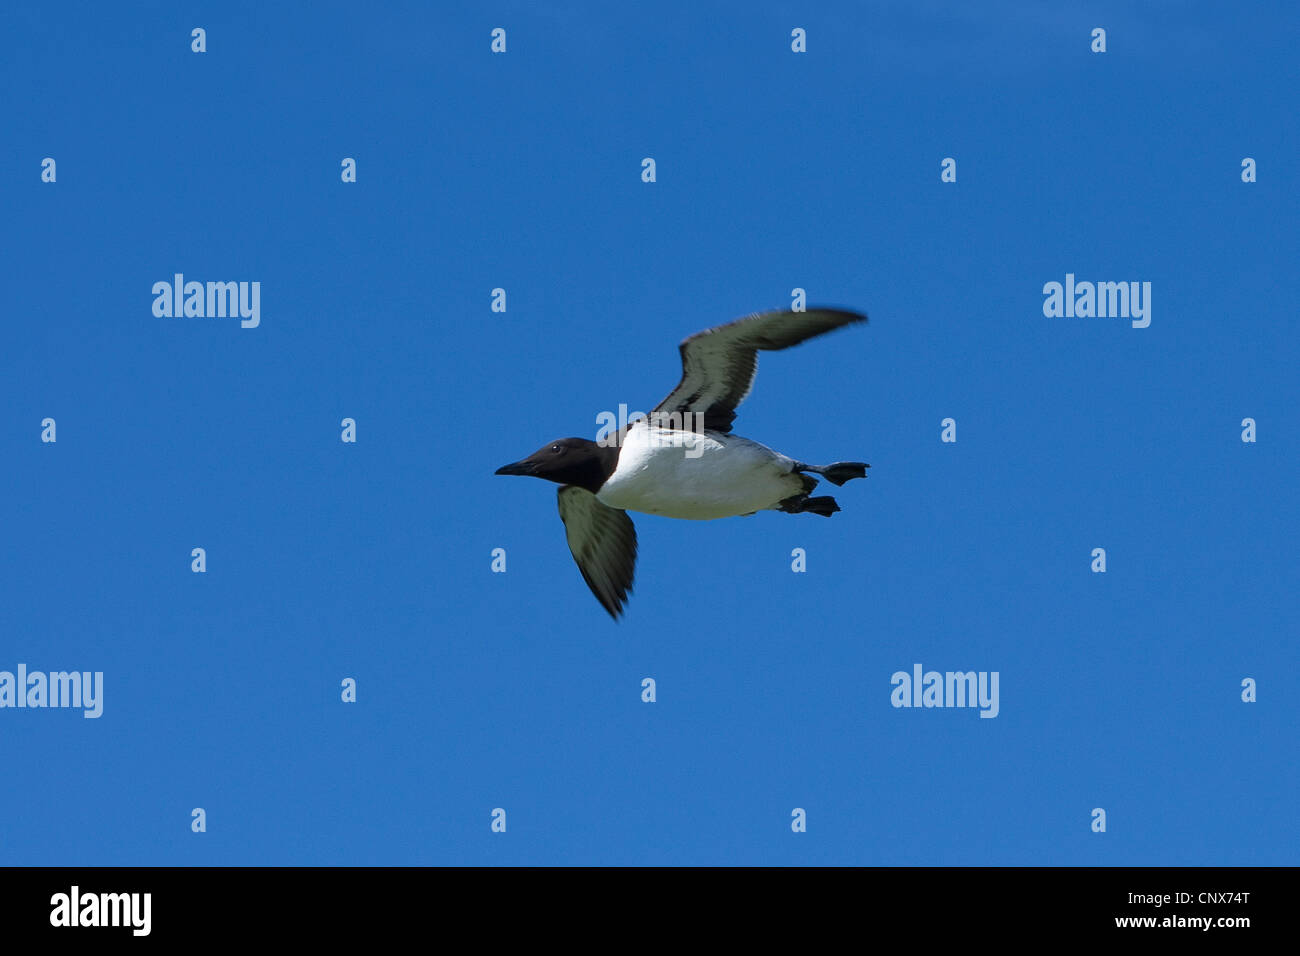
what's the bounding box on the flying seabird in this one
[495,308,869,619]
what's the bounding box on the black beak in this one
[495,460,533,476]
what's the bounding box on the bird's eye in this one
[551,444,562,453]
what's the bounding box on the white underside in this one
[595,424,805,520]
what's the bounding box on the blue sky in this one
[1,1,1295,865]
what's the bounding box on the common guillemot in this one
[495,308,869,619]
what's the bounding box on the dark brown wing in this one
[652,308,867,432]
[556,485,638,620]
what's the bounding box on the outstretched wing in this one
[653,308,867,433]
[556,485,638,620]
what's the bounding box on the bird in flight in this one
[495,308,869,619]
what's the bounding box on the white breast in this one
[595,424,804,520]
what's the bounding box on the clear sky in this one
[2,1,1295,865]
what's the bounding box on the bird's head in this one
[495,437,616,495]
